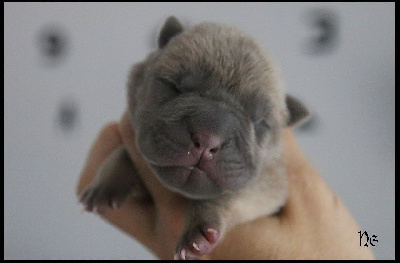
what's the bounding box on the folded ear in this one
[285,94,311,127]
[158,16,184,49]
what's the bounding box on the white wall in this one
[4,2,394,260]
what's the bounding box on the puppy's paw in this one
[79,181,131,213]
[174,225,221,260]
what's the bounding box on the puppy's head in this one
[128,17,309,199]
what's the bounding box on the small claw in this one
[192,242,200,251]
[78,191,89,203]
[181,249,186,260]
[206,228,217,234]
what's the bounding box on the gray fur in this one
[80,16,309,260]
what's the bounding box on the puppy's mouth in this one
[149,163,246,199]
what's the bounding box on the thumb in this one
[76,121,156,249]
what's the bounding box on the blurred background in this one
[4,2,394,260]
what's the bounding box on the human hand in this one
[76,111,375,260]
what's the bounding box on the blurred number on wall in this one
[56,95,79,134]
[38,23,69,66]
[303,8,339,56]
[37,23,80,135]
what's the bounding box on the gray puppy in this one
[79,16,310,260]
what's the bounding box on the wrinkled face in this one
[130,23,287,200]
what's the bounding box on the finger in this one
[100,197,156,250]
[280,129,342,220]
[76,122,121,196]
[76,121,156,248]
[119,110,187,209]
[280,133,374,259]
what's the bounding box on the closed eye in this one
[254,119,269,129]
[254,119,270,139]
[157,77,181,94]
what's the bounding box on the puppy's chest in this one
[226,164,288,225]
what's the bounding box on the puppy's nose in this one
[191,133,222,160]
